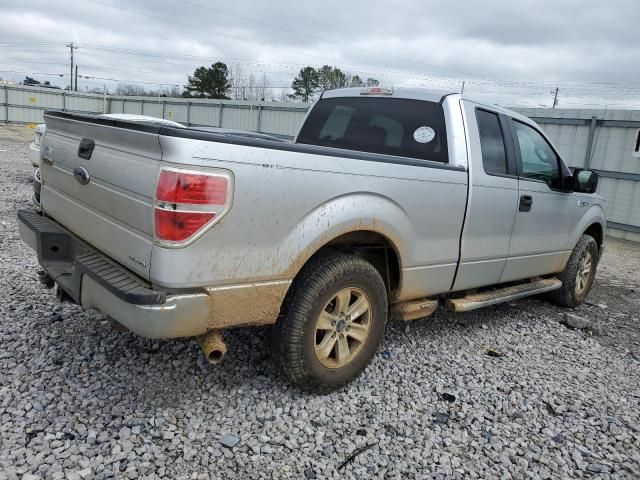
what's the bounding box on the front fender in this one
[570,202,606,249]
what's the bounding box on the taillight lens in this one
[154,209,215,242]
[154,168,232,244]
[156,170,227,205]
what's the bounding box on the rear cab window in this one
[476,109,508,176]
[296,97,449,163]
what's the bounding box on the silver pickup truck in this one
[18,86,605,391]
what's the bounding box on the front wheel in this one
[272,252,388,392]
[549,234,599,308]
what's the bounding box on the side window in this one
[476,109,508,175]
[513,121,562,188]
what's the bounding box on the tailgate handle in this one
[78,138,95,160]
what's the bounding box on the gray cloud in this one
[1,0,639,107]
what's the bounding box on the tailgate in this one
[39,112,162,280]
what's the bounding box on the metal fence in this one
[0,84,309,139]
[107,95,309,139]
[0,85,106,124]
[514,108,640,241]
[2,85,639,240]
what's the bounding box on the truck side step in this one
[392,298,439,321]
[446,278,562,313]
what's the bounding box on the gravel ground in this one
[1,125,639,479]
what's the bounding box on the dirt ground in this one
[583,239,640,356]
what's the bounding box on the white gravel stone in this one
[563,312,591,329]
[1,126,639,478]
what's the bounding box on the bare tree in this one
[247,73,256,101]
[231,64,247,100]
[115,83,147,96]
[160,86,182,98]
[278,88,291,103]
[256,73,270,101]
[230,65,272,101]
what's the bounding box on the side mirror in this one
[571,169,599,194]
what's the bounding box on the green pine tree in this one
[289,67,319,102]
[184,62,232,99]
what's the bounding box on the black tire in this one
[548,234,599,308]
[272,252,388,392]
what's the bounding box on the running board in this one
[446,278,562,313]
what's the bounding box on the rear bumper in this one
[28,142,41,167]
[17,208,211,339]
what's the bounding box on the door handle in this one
[78,138,95,160]
[519,195,533,212]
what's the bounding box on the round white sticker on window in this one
[413,126,435,144]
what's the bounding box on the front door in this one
[453,104,519,291]
[501,119,576,282]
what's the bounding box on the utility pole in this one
[460,80,465,95]
[65,42,78,91]
[552,87,559,109]
[75,65,78,92]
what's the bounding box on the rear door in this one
[454,103,519,291]
[40,113,162,280]
[500,118,576,282]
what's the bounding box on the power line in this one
[3,70,636,106]
[65,42,78,91]
[171,0,480,79]
[84,0,359,67]
[2,49,638,104]
[552,87,559,108]
[0,70,67,77]
[3,41,639,97]
[0,41,66,45]
[0,69,177,86]
[75,45,640,95]
[76,44,640,96]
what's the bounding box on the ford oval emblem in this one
[73,166,91,185]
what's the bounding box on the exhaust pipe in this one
[37,270,54,289]
[54,284,73,303]
[197,330,227,365]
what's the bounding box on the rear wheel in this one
[549,234,599,308]
[272,252,388,392]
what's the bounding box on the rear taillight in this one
[154,167,232,244]
[154,210,215,242]
[156,170,227,205]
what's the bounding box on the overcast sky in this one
[1,0,639,107]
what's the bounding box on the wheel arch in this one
[583,222,604,249]
[569,204,606,253]
[280,193,410,301]
[303,230,402,298]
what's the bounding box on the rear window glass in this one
[297,97,449,163]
